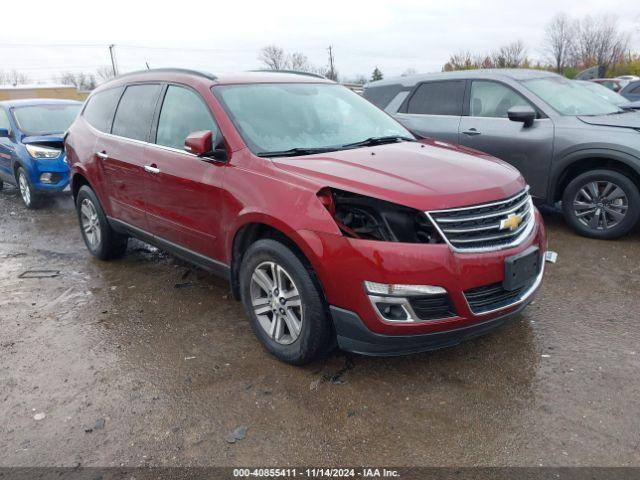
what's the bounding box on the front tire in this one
[16,167,42,209]
[239,239,332,365]
[76,185,128,260]
[562,169,640,239]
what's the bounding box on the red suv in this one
[65,69,547,364]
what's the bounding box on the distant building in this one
[0,84,89,101]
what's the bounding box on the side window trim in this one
[467,79,546,119]
[399,79,466,116]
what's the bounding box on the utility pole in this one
[327,45,335,80]
[109,44,118,77]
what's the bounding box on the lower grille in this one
[464,282,529,314]
[409,294,456,321]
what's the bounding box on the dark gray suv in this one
[364,69,640,239]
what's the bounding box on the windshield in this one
[12,104,81,135]
[576,81,628,106]
[521,77,622,116]
[214,83,412,156]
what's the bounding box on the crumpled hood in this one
[578,111,640,129]
[273,140,525,211]
[21,134,65,149]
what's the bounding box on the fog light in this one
[364,281,446,297]
[40,173,53,184]
[375,302,409,321]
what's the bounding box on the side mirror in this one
[0,128,9,138]
[507,106,536,128]
[184,130,227,162]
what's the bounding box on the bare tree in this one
[58,72,97,90]
[401,68,418,77]
[96,66,116,83]
[544,13,574,72]
[443,51,475,71]
[259,45,288,70]
[491,40,527,68]
[572,15,630,70]
[288,52,312,72]
[6,70,30,86]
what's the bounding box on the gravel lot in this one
[1,185,639,467]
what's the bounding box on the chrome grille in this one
[426,188,534,252]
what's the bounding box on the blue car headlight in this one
[26,144,61,159]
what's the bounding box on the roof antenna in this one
[146,62,150,70]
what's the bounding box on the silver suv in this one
[364,69,640,239]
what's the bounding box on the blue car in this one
[0,99,82,208]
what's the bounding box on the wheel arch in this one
[551,150,640,203]
[229,219,327,304]
[70,171,92,202]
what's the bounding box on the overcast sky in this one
[1,0,639,83]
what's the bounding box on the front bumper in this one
[29,157,70,193]
[300,208,546,341]
[331,299,532,356]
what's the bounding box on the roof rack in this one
[249,69,327,80]
[114,68,217,81]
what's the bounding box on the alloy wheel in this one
[18,172,31,206]
[573,181,628,231]
[80,199,102,249]
[250,261,303,345]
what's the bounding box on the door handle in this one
[96,151,108,159]
[462,128,481,136]
[144,165,160,174]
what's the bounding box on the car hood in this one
[21,134,66,150]
[578,111,640,129]
[272,140,525,211]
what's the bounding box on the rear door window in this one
[155,85,218,150]
[83,87,123,133]
[469,81,532,118]
[406,80,465,116]
[112,84,162,141]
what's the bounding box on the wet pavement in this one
[1,185,639,467]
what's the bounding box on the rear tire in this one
[16,167,43,209]
[239,239,332,365]
[562,169,640,239]
[76,185,128,260]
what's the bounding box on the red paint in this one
[65,70,546,338]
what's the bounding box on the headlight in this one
[26,144,61,159]
[317,188,443,244]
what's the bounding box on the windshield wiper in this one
[340,135,416,149]
[257,146,339,158]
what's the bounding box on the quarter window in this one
[406,81,465,116]
[83,87,123,133]
[156,86,218,150]
[112,84,162,141]
[470,81,532,118]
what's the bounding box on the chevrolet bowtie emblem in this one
[500,213,523,231]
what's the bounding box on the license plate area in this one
[503,246,540,291]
